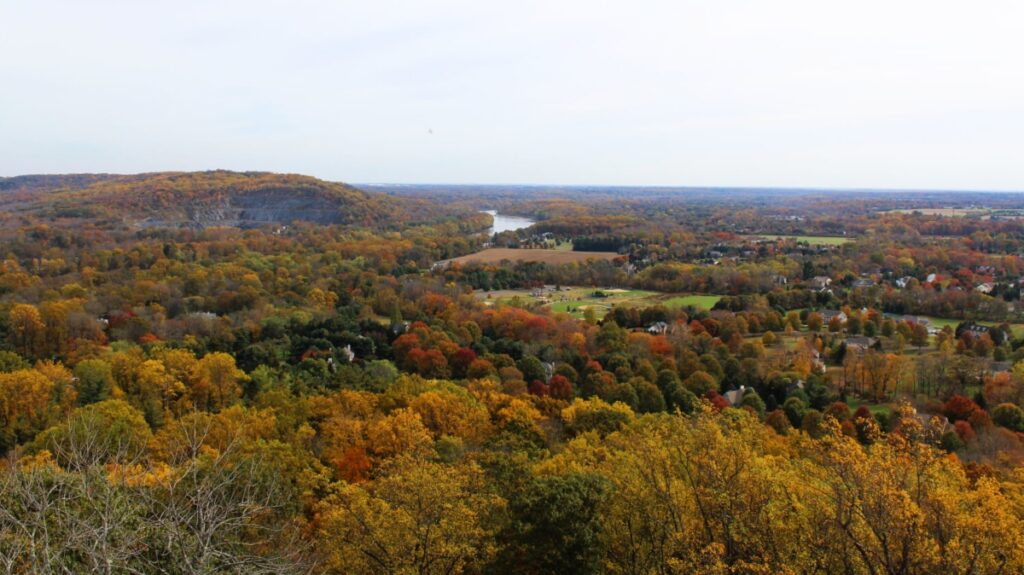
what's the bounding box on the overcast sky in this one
[2,1,1022,189]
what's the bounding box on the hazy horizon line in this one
[3,170,1023,194]
[357,182,1024,194]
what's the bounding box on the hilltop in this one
[0,170,473,229]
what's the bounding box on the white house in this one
[647,321,670,335]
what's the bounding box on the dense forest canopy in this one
[1,173,1024,573]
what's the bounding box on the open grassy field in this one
[438,248,618,267]
[476,287,720,319]
[743,234,851,246]
[1002,324,1024,338]
[662,295,723,310]
[548,289,657,317]
[846,397,893,418]
[918,316,961,330]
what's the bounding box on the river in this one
[483,209,535,235]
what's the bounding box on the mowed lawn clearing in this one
[438,248,619,267]
[548,289,656,318]
[662,295,722,310]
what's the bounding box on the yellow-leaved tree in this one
[189,352,247,412]
[317,456,504,574]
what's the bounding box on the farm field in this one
[476,286,720,319]
[437,248,618,267]
[743,234,851,246]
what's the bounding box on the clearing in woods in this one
[476,286,722,319]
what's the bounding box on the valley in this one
[2,173,1024,573]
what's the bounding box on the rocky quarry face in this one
[184,188,351,227]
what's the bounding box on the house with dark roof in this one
[956,322,991,338]
[844,336,877,351]
[820,309,847,324]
